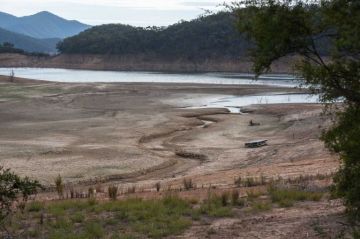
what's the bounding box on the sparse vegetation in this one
[108,185,118,200]
[155,182,161,192]
[183,178,194,190]
[127,186,136,194]
[199,194,233,217]
[26,201,44,212]
[251,201,272,212]
[231,190,245,207]
[9,70,15,82]
[4,196,194,239]
[54,174,64,199]
[88,187,95,198]
[221,192,229,206]
[175,150,208,161]
[234,176,242,187]
[268,186,323,207]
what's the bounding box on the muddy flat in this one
[0,75,345,239]
[0,75,337,187]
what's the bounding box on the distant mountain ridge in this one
[0,11,90,39]
[0,27,59,53]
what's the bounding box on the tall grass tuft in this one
[268,185,323,207]
[108,185,118,200]
[183,178,194,190]
[55,174,64,199]
[155,182,161,192]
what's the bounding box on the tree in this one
[0,166,42,234]
[2,42,14,48]
[234,0,360,222]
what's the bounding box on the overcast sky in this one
[0,0,233,26]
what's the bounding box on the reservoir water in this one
[0,67,300,87]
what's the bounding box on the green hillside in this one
[57,12,251,59]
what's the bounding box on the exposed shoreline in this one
[0,75,332,186]
[0,53,297,73]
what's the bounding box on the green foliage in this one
[0,41,24,54]
[251,201,272,212]
[327,106,360,220]
[70,212,85,223]
[155,182,161,192]
[26,201,44,212]
[183,178,194,190]
[0,166,42,227]
[108,185,118,200]
[57,12,250,60]
[234,176,242,187]
[236,0,360,222]
[268,186,323,207]
[231,190,241,206]
[221,192,230,206]
[199,194,233,217]
[55,174,64,199]
[3,196,195,238]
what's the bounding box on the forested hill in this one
[57,12,251,60]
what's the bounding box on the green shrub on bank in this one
[9,196,194,239]
[269,186,323,207]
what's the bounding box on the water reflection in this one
[0,68,299,87]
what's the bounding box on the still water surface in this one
[0,67,300,87]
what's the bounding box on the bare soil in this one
[0,53,296,73]
[0,75,344,238]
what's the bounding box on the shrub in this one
[0,166,42,227]
[70,212,85,223]
[84,222,104,238]
[199,195,233,217]
[278,199,294,208]
[55,174,64,199]
[268,186,323,207]
[183,179,193,190]
[27,201,44,212]
[127,186,136,194]
[88,187,95,198]
[252,202,272,212]
[231,190,240,206]
[69,187,75,199]
[234,176,242,187]
[188,198,198,205]
[95,183,103,193]
[155,182,161,192]
[244,177,258,187]
[221,192,229,206]
[108,185,118,200]
[88,197,97,206]
[246,190,263,200]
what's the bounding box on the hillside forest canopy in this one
[56,12,252,60]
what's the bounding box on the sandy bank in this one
[0,77,336,188]
[0,53,297,73]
